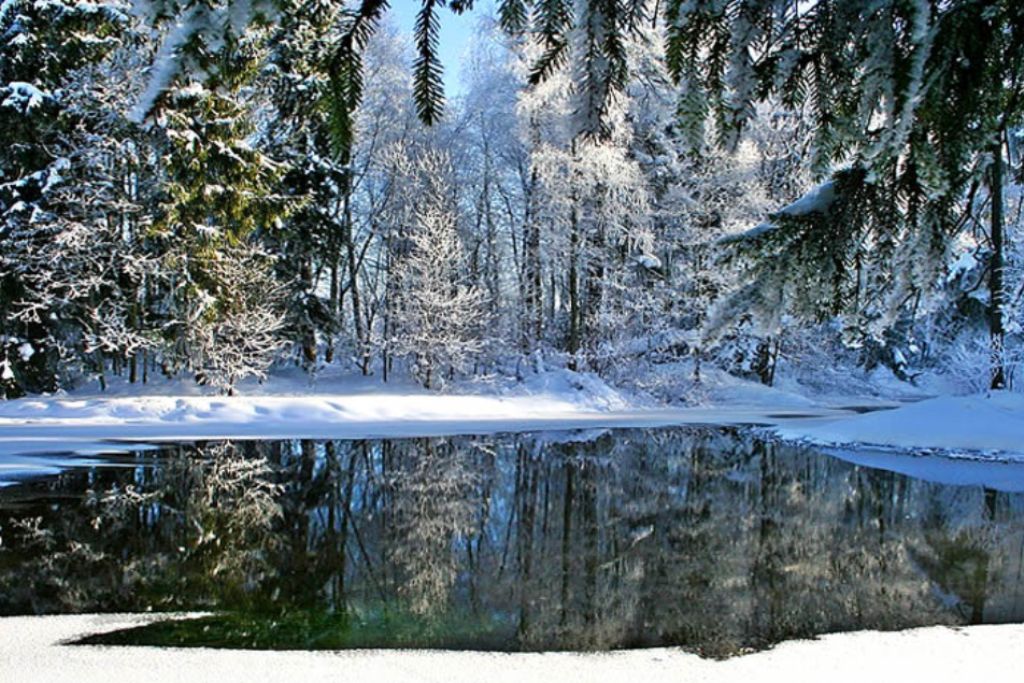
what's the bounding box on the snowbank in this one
[0,369,636,453]
[5,365,1022,468]
[0,613,1021,683]
[0,366,862,459]
[819,447,1024,492]
[777,391,1024,460]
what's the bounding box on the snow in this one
[777,391,1024,460]
[1,81,51,113]
[129,8,199,122]
[2,365,1023,472]
[0,613,1022,683]
[0,367,860,458]
[0,0,17,23]
[817,446,1024,492]
[719,180,836,244]
[635,252,662,269]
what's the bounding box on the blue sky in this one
[387,1,495,97]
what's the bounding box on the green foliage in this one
[528,0,574,86]
[413,0,446,126]
[136,0,652,140]
[263,3,350,366]
[325,0,389,156]
[140,24,294,388]
[153,88,286,250]
[496,0,528,33]
[79,608,516,651]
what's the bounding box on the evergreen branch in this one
[524,0,572,85]
[574,0,629,139]
[497,0,528,33]
[413,0,446,126]
[528,37,568,85]
[325,0,390,156]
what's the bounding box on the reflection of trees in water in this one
[0,442,281,613]
[2,429,1024,653]
[912,487,1024,625]
[262,437,489,618]
[384,439,482,614]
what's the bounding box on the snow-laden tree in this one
[128,0,649,141]
[0,0,129,395]
[178,245,289,394]
[449,20,529,353]
[514,44,623,365]
[140,30,293,391]
[336,25,449,381]
[392,152,485,389]
[926,143,1024,391]
[259,0,350,370]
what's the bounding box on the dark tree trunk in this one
[989,134,1007,390]
[567,207,581,370]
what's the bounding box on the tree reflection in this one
[2,429,1024,654]
[0,441,281,613]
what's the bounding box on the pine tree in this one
[11,51,160,392]
[141,31,292,392]
[261,1,349,370]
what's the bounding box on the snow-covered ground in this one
[0,367,860,460]
[2,366,1023,473]
[0,613,1021,683]
[778,391,1024,459]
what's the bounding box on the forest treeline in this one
[1,0,1022,397]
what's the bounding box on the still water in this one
[1,427,1023,656]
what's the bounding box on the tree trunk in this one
[567,206,581,370]
[326,258,338,364]
[341,161,369,375]
[523,169,543,353]
[989,134,1007,390]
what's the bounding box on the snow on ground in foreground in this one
[0,613,1020,683]
[777,391,1024,460]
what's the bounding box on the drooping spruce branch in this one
[326,0,390,156]
[676,1,1024,344]
[528,0,574,86]
[132,0,658,140]
[413,0,446,126]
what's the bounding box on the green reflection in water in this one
[79,606,517,651]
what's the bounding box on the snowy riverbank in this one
[0,613,1021,683]
[0,366,855,453]
[777,391,1024,460]
[1,368,1023,464]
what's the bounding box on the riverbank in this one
[1,368,1022,465]
[0,367,868,458]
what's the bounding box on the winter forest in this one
[2,0,1023,400]
[7,2,1024,674]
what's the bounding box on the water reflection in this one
[1,428,1023,655]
